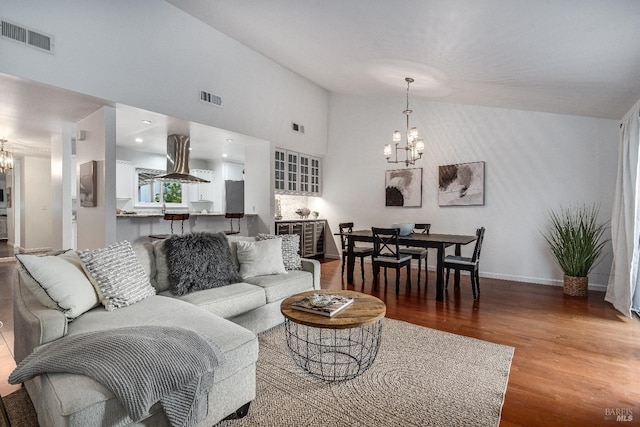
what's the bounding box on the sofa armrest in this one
[300,258,321,290]
[13,271,68,364]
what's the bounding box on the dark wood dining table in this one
[341,230,477,301]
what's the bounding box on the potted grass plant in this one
[542,204,609,296]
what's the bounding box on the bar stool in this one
[164,213,189,235]
[224,213,244,235]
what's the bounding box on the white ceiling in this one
[0,73,255,163]
[115,104,255,163]
[0,74,111,157]
[167,0,640,120]
[2,1,639,162]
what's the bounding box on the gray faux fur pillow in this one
[165,232,242,296]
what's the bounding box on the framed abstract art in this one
[438,161,485,206]
[385,168,423,207]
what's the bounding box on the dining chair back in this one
[444,227,486,299]
[338,222,373,282]
[371,227,412,294]
[400,223,431,285]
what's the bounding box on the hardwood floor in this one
[1,258,639,426]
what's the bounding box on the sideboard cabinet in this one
[275,220,325,258]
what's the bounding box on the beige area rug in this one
[217,318,514,427]
[0,319,513,427]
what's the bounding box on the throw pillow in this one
[79,241,156,311]
[152,239,171,292]
[236,238,287,279]
[257,233,302,270]
[16,250,99,319]
[165,232,243,296]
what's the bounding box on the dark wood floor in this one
[0,240,13,258]
[1,258,639,426]
[319,260,640,427]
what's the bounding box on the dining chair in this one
[339,222,373,282]
[399,223,431,286]
[444,227,486,299]
[371,227,412,294]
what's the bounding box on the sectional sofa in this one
[12,232,320,426]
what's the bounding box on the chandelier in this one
[384,77,424,166]
[0,140,13,173]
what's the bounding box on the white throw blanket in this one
[9,326,221,427]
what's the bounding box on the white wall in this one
[1,0,329,156]
[322,93,619,289]
[50,127,75,250]
[20,157,52,251]
[76,106,117,250]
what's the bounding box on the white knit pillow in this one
[79,241,156,311]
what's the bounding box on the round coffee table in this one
[280,290,386,382]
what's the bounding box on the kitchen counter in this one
[116,212,259,242]
[275,218,324,222]
[117,212,256,218]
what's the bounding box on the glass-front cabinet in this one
[275,148,321,196]
[275,149,286,192]
[286,151,298,193]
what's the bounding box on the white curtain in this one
[605,104,640,318]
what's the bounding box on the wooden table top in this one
[281,290,386,329]
[341,230,478,246]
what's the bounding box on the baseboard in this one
[329,255,608,292]
[18,246,51,255]
[464,271,607,292]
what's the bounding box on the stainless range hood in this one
[155,134,210,183]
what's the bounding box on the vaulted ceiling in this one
[2,1,639,160]
[168,0,640,120]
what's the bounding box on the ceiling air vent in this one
[199,89,222,108]
[1,19,53,53]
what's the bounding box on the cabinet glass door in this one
[287,152,298,192]
[299,155,310,193]
[275,149,286,192]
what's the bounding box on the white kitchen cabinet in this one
[115,160,135,199]
[188,169,215,202]
[275,148,322,196]
[299,154,321,196]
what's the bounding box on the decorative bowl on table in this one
[295,208,311,219]
[393,223,415,236]
[308,293,333,307]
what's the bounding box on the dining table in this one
[341,230,477,301]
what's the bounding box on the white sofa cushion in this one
[15,251,99,319]
[160,282,266,319]
[243,270,314,303]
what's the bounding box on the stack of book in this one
[291,294,354,317]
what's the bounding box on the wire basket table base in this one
[284,318,383,382]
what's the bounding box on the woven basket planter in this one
[563,275,588,297]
